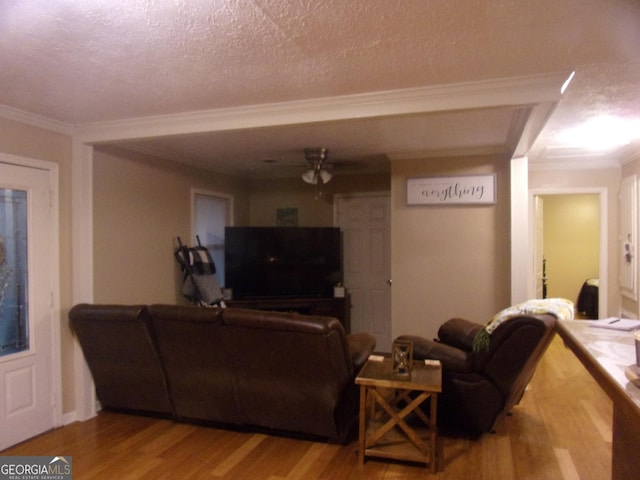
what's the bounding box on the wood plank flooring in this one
[1,336,613,479]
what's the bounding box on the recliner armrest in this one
[347,333,376,373]
[396,334,475,373]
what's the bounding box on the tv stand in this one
[226,296,350,333]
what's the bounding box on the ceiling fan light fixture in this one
[301,169,317,184]
[319,169,333,184]
[304,147,329,163]
[302,147,333,198]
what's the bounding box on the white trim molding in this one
[0,104,73,135]
[71,140,97,421]
[74,72,570,144]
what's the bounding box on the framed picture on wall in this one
[277,208,298,226]
[407,174,496,205]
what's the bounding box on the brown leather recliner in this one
[68,304,175,417]
[396,313,556,436]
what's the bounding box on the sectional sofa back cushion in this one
[221,308,354,439]
[146,304,238,424]
[69,304,174,416]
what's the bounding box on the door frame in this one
[0,152,62,431]
[528,187,608,319]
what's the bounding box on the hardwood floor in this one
[2,336,613,479]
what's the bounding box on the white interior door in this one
[0,160,57,450]
[336,194,391,352]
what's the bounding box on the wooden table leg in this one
[358,384,367,465]
[430,393,438,473]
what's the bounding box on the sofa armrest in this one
[437,318,484,352]
[396,334,475,373]
[347,333,376,373]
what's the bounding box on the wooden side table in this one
[355,357,442,472]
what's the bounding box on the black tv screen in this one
[224,227,342,299]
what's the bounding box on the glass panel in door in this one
[0,188,28,357]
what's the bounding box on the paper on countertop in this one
[588,317,640,332]
[368,354,385,362]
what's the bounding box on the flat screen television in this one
[224,227,342,299]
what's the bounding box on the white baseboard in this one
[62,411,77,426]
[61,406,99,426]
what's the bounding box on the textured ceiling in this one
[1,0,639,176]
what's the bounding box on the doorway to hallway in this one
[532,191,605,319]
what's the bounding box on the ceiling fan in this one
[301,147,333,198]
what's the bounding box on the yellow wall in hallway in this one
[542,194,600,307]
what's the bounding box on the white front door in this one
[336,194,391,352]
[0,160,57,450]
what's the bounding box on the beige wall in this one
[248,173,390,226]
[0,117,75,413]
[529,166,621,317]
[93,146,250,304]
[92,150,389,306]
[390,155,511,340]
[542,194,600,305]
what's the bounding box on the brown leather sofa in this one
[396,314,556,436]
[69,303,376,443]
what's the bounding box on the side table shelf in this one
[364,421,436,465]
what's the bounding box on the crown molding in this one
[387,145,506,161]
[530,142,640,170]
[0,104,73,135]
[74,72,571,144]
[616,142,640,166]
[529,156,620,171]
[0,73,571,161]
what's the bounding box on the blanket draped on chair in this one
[472,298,574,352]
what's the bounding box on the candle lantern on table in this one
[392,339,413,377]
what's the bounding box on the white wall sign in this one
[407,174,496,205]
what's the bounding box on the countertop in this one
[556,319,640,412]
